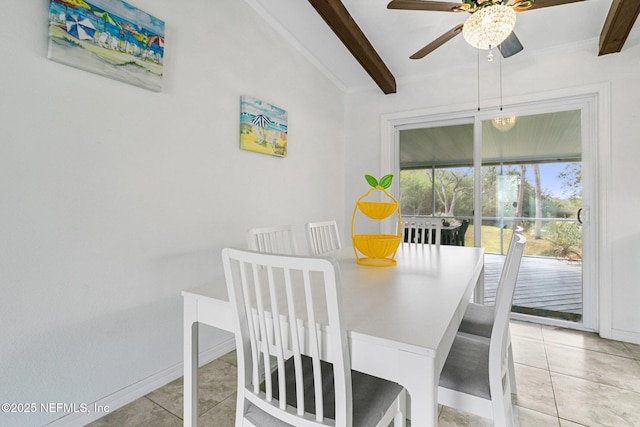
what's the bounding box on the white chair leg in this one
[492,384,515,427]
[491,368,517,427]
[393,389,407,426]
[508,341,517,395]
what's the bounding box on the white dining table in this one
[182,243,485,426]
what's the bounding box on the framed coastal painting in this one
[47,0,165,92]
[240,96,288,158]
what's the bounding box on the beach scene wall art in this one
[240,96,288,158]
[48,0,165,92]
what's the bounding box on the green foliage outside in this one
[544,222,583,260]
[401,164,581,219]
[469,224,582,260]
[401,162,583,261]
[400,167,474,217]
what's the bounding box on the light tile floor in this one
[88,321,640,426]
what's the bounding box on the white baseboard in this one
[611,328,640,345]
[45,337,236,427]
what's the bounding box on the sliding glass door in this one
[395,104,594,329]
[480,110,584,322]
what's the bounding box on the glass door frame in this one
[382,91,601,332]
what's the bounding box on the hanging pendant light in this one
[492,116,517,131]
[462,5,517,50]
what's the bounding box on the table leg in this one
[398,351,438,426]
[474,265,485,304]
[184,303,199,426]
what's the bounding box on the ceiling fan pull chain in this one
[477,48,481,111]
[499,51,504,111]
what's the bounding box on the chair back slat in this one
[238,264,262,394]
[306,221,342,255]
[284,273,306,415]
[248,225,298,255]
[222,248,352,426]
[266,265,287,407]
[402,218,442,246]
[255,263,275,400]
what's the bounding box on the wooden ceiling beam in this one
[599,0,640,56]
[307,0,397,94]
[525,0,585,11]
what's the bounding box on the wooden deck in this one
[483,253,583,321]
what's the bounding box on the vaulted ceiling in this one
[246,0,640,94]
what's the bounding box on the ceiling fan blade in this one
[499,32,524,58]
[388,0,464,12]
[410,24,464,59]
[518,0,586,11]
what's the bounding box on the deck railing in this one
[400,215,582,260]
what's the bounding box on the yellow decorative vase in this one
[352,186,401,267]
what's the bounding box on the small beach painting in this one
[240,96,288,158]
[48,0,165,92]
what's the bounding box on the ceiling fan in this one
[387,0,586,60]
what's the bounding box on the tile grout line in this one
[542,342,640,395]
[542,329,640,426]
[198,392,238,421]
[144,394,183,421]
[142,354,239,422]
[548,369,640,396]
[193,356,239,421]
[541,332,563,423]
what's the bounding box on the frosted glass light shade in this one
[492,116,517,131]
[462,5,516,50]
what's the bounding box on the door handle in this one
[577,208,583,224]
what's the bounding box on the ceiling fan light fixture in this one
[462,5,517,50]
[511,0,534,11]
[492,116,517,131]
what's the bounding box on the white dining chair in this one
[247,224,298,255]
[221,248,406,426]
[438,233,526,427]
[305,220,342,255]
[458,230,522,395]
[402,218,442,246]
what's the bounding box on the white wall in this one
[344,38,640,344]
[0,1,345,426]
